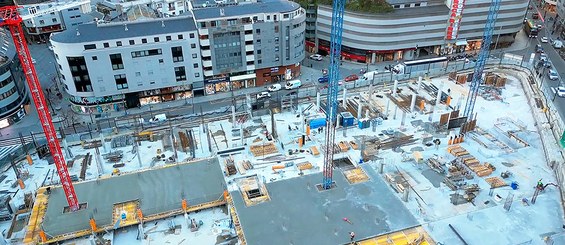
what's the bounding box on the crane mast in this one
[322,0,345,189]
[463,0,501,118]
[0,6,79,210]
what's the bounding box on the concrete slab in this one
[42,158,226,237]
[231,164,418,245]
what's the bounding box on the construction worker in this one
[537,179,544,190]
[350,231,355,241]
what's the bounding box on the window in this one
[52,18,57,23]
[191,43,196,49]
[275,37,279,42]
[116,41,122,46]
[189,33,195,38]
[159,59,164,63]
[195,72,200,77]
[67,56,92,92]
[84,44,96,50]
[192,53,197,58]
[114,74,128,90]
[256,29,261,34]
[39,20,44,25]
[258,59,262,64]
[142,38,147,43]
[166,36,172,41]
[154,37,159,42]
[275,26,279,33]
[103,42,109,48]
[275,47,279,52]
[257,50,262,54]
[129,40,135,45]
[257,39,261,44]
[174,66,186,81]
[193,63,199,68]
[92,56,97,60]
[135,72,141,77]
[110,54,124,70]
[178,34,183,40]
[171,46,184,62]
[415,3,421,6]
[131,49,162,58]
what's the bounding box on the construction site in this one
[0,65,561,244]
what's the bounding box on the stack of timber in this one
[224,156,237,176]
[82,140,102,149]
[349,141,359,150]
[79,153,92,180]
[344,168,369,184]
[485,177,508,188]
[310,146,320,156]
[249,142,278,157]
[296,162,313,171]
[447,145,469,157]
[338,141,350,152]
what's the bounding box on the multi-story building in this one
[50,17,202,113]
[51,0,305,114]
[0,44,29,128]
[557,0,565,38]
[313,0,528,63]
[17,0,93,42]
[191,0,305,94]
[99,0,189,18]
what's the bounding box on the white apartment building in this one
[50,16,202,114]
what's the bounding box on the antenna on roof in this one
[220,8,225,16]
[76,29,80,36]
[162,20,165,27]
[124,24,128,31]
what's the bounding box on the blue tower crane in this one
[322,0,346,189]
[463,0,501,119]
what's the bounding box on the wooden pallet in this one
[297,162,313,171]
[344,168,369,184]
[338,141,350,152]
[310,146,320,156]
[485,177,508,188]
[349,141,359,150]
[249,142,278,157]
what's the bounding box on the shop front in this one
[0,105,26,129]
[255,64,300,86]
[306,40,316,53]
[205,77,230,95]
[70,95,127,114]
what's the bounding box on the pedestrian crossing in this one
[0,144,21,162]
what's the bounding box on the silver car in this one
[548,69,559,80]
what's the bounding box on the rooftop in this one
[192,0,300,20]
[50,16,197,44]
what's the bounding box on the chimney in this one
[220,8,225,16]
[124,24,128,31]
[76,29,80,36]
[162,20,165,27]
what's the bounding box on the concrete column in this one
[410,93,417,113]
[401,111,406,127]
[240,124,244,146]
[393,80,398,96]
[136,143,142,167]
[371,53,376,63]
[456,94,464,111]
[429,82,444,122]
[402,188,409,202]
[231,105,236,128]
[357,101,362,121]
[99,132,106,153]
[342,88,347,108]
[417,76,422,93]
[386,99,390,117]
[316,92,321,111]
[393,105,398,120]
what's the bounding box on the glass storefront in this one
[0,106,26,128]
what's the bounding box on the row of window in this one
[0,87,17,100]
[113,66,198,90]
[131,49,162,58]
[83,33,196,50]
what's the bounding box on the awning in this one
[456,40,468,46]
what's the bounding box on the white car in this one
[267,84,281,92]
[556,86,565,97]
[31,58,36,64]
[309,54,323,61]
[256,91,271,100]
[548,69,559,80]
[541,37,549,43]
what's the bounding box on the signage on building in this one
[205,77,229,84]
[446,0,466,40]
[270,67,279,73]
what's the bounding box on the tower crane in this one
[321,0,345,189]
[462,0,501,119]
[0,5,87,211]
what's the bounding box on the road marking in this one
[0,144,21,161]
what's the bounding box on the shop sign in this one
[446,0,466,40]
[205,77,229,84]
[270,67,279,73]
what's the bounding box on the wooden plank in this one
[310,146,320,156]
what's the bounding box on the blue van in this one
[318,75,329,83]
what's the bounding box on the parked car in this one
[285,80,302,89]
[541,36,549,43]
[536,44,543,53]
[548,69,559,80]
[344,74,359,82]
[540,53,548,61]
[544,60,552,68]
[256,91,271,100]
[318,75,329,83]
[309,54,323,61]
[267,84,281,92]
[556,86,565,97]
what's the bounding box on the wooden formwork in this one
[297,162,313,171]
[249,142,279,157]
[237,176,271,207]
[485,177,508,188]
[343,168,369,184]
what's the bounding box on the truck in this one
[524,19,539,38]
[285,79,302,89]
[553,40,563,49]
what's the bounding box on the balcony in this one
[199,28,209,35]
[244,24,252,30]
[246,55,254,62]
[245,45,254,52]
[201,49,211,57]
[204,70,214,77]
[245,34,253,42]
[200,39,210,46]
[246,65,255,71]
[203,60,212,67]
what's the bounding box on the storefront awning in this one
[456,40,468,46]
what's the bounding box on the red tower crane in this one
[0,6,79,210]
